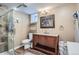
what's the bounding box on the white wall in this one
[37,4,77,42]
[13,11,30,48]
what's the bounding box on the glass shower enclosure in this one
[0,9,15,55]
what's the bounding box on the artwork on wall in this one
[40,14,55,28]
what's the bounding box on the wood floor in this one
[15,46,46,55]
[15,46,25,54]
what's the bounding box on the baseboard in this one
[8,45,23,52]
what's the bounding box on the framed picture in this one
[40,14,55,28]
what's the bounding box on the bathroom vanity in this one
[33,33,59,55]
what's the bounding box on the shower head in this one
[16,3,27,8]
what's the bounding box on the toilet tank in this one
[29,33,33,40]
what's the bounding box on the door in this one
[7,10,16,55]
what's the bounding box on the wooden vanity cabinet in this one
[33,34,59,55]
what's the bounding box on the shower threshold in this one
[0,51,17,55]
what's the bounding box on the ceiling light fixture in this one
[38,7,52,15]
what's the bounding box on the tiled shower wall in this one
[0,6,8,53]
[0,15,8,53]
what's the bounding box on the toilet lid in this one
[22,39,31,43]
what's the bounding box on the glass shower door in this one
[7,10,16,55]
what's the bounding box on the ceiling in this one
[1,3,65,14]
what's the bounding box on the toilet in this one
[22,33,33,49]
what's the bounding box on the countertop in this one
[33,33,59,36]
